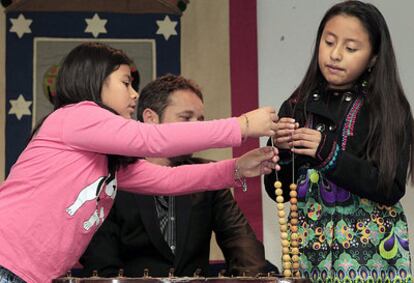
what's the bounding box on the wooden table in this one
[53,276,312,283]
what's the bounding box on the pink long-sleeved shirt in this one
[0,101,242,282]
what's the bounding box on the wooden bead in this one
[282,247,290,254]
[289,183,297,190]
[290,198,298,205]
[291,233,299,241]
[290,241,299,247]
[290,204,298,211]
[282,254,291,262]
[282,240,290,247]
[291,247,299,254]
[276,196,284,203]
[280,224,288,232]
[290,211,298,219]
[292,262,300,269]
[278,211,286,218]
[275,188,283,196]
[277,203,284,210]
[290,218,298,225]
[291,255,299,262]
[283,270,292,277]
[289,191,297,198]
[274,181,282,188]
[279,218,287,225]
[280,232,288,240]
[283,261,292,269]
[291,226,298,233]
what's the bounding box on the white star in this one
[156,16,178,40]
[9,14,32,38]
[9,95,32,120]
[85,13,107,38]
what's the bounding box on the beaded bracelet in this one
[234,164,248,192]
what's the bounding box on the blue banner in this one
[5,11,181,175]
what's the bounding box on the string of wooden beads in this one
[274,181,300,278]
[271,125,300,278]
[274,180,291,277]
[289,183,300,277]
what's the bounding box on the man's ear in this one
[142,108,160,124]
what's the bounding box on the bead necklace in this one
[271,138,300,278]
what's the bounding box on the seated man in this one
[80,74,267,278]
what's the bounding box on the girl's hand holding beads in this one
[289,127,321,158]
[273,117,298,149]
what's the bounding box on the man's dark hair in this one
[137,74,203,122]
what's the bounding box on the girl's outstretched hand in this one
[235,146,280,178]
[238,107,278,138]
[273,117,299,149]
[290,127,321,158]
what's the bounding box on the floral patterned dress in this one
[296,169,411,282]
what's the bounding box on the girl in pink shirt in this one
[0,42,279,283]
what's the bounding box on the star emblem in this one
[9,13,33,38]
[85,13,107,38]
[9,94,32,120]
[156,16,178,40]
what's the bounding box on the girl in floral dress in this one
[265,1,413,282]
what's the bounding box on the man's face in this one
[161,89,205,123]
[145,89,205,164]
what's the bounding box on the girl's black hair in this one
[54,42,132,109]
[30,42,138,170]
[290,1,414,196]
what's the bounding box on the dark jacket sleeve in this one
[325,141,408,206]
[211,189,267,276]
[79,205,123,277]
[321,108,409,206]
[265,99,410,206]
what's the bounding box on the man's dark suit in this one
[80,158,267,278]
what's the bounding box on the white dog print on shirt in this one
[84,207,104,231]
[66,173,117,231]
[66,177,106,216]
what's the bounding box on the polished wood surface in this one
[53,276,311,283]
